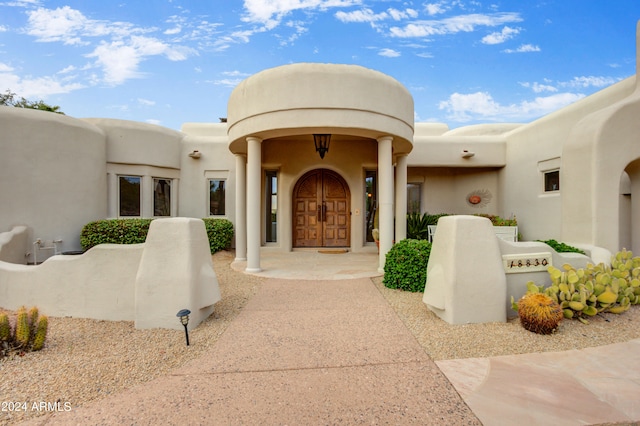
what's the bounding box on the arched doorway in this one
[293,169,350,248]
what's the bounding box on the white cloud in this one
[389,12,523,38]
[387,8,418,21]
[0,25,7,32]
[379,48,400,57]
[0,71,85,98]
[438,91,584,122]
[145,119,162,125]
[335,8,388,23]
[520,81,557,93]
[563,76,617,88]
[424,3,446,16]
[138,98,155,106]
[503,43,540,53]
[0,62,14,72]
[242,0,361,27]
[481,26,519,44]
[212,78,244,87]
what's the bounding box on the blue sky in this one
[1,0,639,131]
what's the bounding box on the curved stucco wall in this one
[0,108,106,258]
[83,118,183,169]
[227,63,414,154]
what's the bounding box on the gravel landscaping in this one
[1,250,639,424]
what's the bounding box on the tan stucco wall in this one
[0,108,106,259]
[227,63,414,155]
[499,77,637,243]
[408,167,500,216]
[561,82,640,252]
[84,118,183,169]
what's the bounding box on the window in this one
[544,170,560,192]
[265,171,278,242]
[154,178,171,216]
[407,183,421,214]
[119,176,141,216]
[209,179,226,215]
[365,171,377,242]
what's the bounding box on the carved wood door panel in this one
[293,169,350,248]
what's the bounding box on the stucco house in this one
[2,25,640,274]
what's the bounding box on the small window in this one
[154,178,171,216]
[265,171,278,242]
[209,179,226,215]
[119,176,141,216]
[407,183,421,214]
[544,170,560,192]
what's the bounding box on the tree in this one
[0,90,65,114]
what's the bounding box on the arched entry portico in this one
[293,169,350,248]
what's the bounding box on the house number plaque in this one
[502,252,552,274]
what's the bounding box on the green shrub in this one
[474,214,517,226]
[537,239,585,255]
[406,212,430,240]
[80,218,234,254]
[383,239,432,292]
[81,219,152,250]
[425,213,450,225]
[202,218,234,253]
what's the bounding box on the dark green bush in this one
[406,212,430,240]
[383,239,432,292]
[81,218,234,254]
[202,218,234,253]
[537,239,585,255]
[81,219,152,250]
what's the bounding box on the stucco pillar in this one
[107,173,118,218]
[142,175,153,217]
[235,154,247,261]
[395,154,408,242]
[377,136,394,272]
[246,137,262,272]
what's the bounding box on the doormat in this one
[318,249,349,254]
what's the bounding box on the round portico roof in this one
[226,63,414,154]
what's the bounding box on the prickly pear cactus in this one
[516,292,563,335]
[31,315,48,351]
[520,249,640,324]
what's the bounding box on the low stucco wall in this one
[0,225,29,264]
[0,218,221,330]
[0,244,141,321]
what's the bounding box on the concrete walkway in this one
[25,250,640,425]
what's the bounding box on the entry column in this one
[377,136,394,272]
[395,154,408,242]
[246,137,262,272]
[234,154,247,262]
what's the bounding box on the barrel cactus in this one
[31,315,48,351]
[516,292,563,335]
[14,307,30,348]
[0,313,10,342]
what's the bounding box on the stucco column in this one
[377,136,394,272]
[107,173,118,218]
[234,154,247,262]
[142,175,153,217]
[395,154,408,242]
[246,137,262,272]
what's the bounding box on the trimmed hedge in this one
[80,218,234,254]
[383,239,432,292]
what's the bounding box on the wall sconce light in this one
[188,150,201,159]
[176,309,191,346]
[313,134,331,159]
[461,150,475,159]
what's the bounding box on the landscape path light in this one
[176,309,191,346]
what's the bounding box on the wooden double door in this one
[293,169,350,248]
